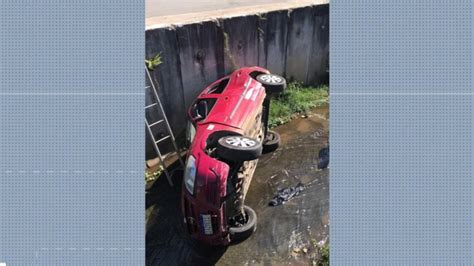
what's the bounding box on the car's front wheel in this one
[217,135,262,161]
[256,73,287,94]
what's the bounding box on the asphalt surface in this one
[146,0,320,18]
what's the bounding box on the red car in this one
[182,67,286,245]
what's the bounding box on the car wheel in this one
[262,130,280,153]
[229,205,257,242]
[256,73,286,94]
[217,135,262,161]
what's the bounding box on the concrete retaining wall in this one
[145,3,329,159]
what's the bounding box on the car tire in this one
[262,130,280,153]
[217,135,262,161]
[256,73,286,94]
[229,205,257,242]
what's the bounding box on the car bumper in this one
[182,192,230,245]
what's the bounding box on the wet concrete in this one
[146,105,329,265]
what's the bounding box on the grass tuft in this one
[146,53,162,71]
[310,240,329,266]
[269,82,328,128]
[318,243,329,266]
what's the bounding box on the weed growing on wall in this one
[146,53,162,71]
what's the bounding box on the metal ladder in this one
[145,66,184,186]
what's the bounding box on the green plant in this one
[319,243,329,266]
[310,240,329,266]
[145,165,163,183]
[268,82,328,128]
[146,53,162,71]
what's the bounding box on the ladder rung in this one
[149,119,164,127]
[155,135,171,144]
[145,103,158,109]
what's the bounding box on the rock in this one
[317,239,326,247]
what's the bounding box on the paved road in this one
[146,0,318,18]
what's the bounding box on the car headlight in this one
[184,155,197,195]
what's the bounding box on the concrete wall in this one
[145,4,329,159]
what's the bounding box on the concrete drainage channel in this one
[145,105,329,265]
[145,1,329,160]
[145,1,330,264]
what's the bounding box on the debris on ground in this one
[269,182,306,206]
[317,146,329,169]
[145,166,163,184]
[316,237,327,248]
[290,243,310,258]
[308,236,329,266]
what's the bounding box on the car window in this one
[208,78,229,94]
[191,98,216,122]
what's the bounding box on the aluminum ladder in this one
[145,66,184,186]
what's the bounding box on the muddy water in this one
[146,105,329,265]
[146,0,308,18]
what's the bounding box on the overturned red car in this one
[182,67,286,245]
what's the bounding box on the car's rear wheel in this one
[217,135,262,161]
[256,73,286,94]
[229,205,257,242]
[262,130,281,153]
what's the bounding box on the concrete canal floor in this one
[146,105,329,265]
